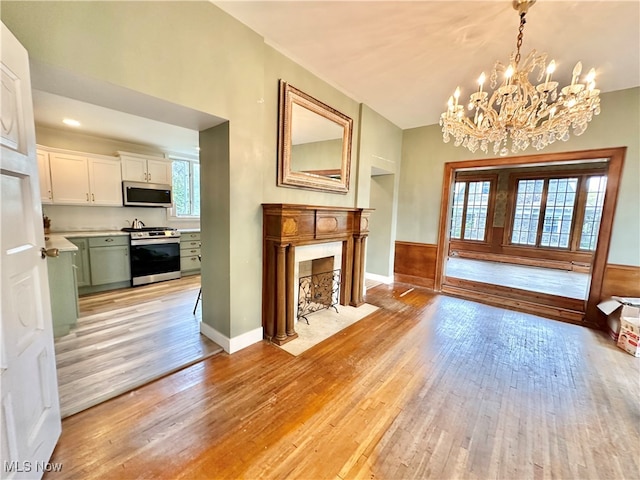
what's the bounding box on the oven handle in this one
[130,237,181,246]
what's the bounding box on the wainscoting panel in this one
[394,241,438,289]
[600,264,640,300]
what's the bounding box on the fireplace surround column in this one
[262,204,372,345]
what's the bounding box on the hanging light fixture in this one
[440,0,601,156]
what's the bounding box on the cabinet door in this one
[49,152,90,204]
[89,157,122,205]
[47,252,78,337]
[37,150,53,204]
[89,245,131,285]
[146,159,172,185]
[121,156,147,182]
[69,238,91,287]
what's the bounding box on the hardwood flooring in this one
[445,257,590,299]
[54,275,223,418]
[47,284,639,479]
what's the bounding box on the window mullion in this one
[569,175,587,252]
[460,182,470,240]
[535,179,549,247]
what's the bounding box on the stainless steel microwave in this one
[123,181,172,207]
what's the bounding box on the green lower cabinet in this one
[89,245,131,285]
[180,231,201,275]
[68,237,90,287]
[47,251,79,337]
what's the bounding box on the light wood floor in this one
[446,257,590,299]
[54,275,222,418]
[47,283,639,479]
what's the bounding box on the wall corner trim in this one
[200,323,263,354]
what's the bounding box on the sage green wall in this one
[397,87,640,266]
[262,45,360,207]
[358,104,403,278]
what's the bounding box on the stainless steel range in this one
[121,227,181,286]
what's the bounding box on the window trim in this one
[168,158,200,220]
[449,173,497,244]
[504,167,607,252]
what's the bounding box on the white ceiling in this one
[31,1,640,153]
[215,0,640,129]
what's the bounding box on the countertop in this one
[45,235,79,252]
[52,230,129,238]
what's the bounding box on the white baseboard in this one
[199,322,263,354]
[365,272,394,284]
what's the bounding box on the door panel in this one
[1,22,61,479]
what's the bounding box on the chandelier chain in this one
[515,12,526,66]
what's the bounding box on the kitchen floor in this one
[54,275,223,418]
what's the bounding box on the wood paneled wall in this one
[600,264,640,300]
[394,241,438,289]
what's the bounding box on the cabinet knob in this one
[92,193,95,202]
[86,193,89,201]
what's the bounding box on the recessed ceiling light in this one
[62,118,81,127]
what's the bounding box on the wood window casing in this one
[449,173,497,246]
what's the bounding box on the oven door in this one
[130,237,181,286]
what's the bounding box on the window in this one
[509,173,606,251]
[450,179,492,241]
[171,159,200,217]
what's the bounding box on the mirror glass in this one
[278,81,353,193]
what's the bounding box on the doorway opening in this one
[435,147,626,328]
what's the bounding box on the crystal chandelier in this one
[440,0,601,156]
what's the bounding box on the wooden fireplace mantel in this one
[262,204,373,345]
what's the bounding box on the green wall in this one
[398,87,640,266]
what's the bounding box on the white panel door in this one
[1,22,62,479]
[36,150,52,204]
[49,153,90,205]
[146,159,171,185]
[88,157,122,206]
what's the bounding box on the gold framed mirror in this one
[277,80,353,193]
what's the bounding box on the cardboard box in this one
[597,297,640,341]
[617,325,640,357]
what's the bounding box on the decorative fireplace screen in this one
[297,269,341,323]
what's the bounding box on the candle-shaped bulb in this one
[505,65,514,85]
[571,62,582,85]
[448,96,454,108]
[544,60,556,88]
[478,112,484,126]
[585,68,596,83]
[454,87,460,107]
[478,72,486,93]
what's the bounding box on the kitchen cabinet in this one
[88,236,131,286]
[37,149,53,204]
[68,238,91,287]
[48,151,122,206]
[47,250,79,337]
[180,231,201,275]
[120,154,172,185]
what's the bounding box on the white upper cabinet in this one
[49,152,91,205]
[120,153,171,185]
[47,149,122,206]
[88,156,123,205]
[37,149,53,204]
